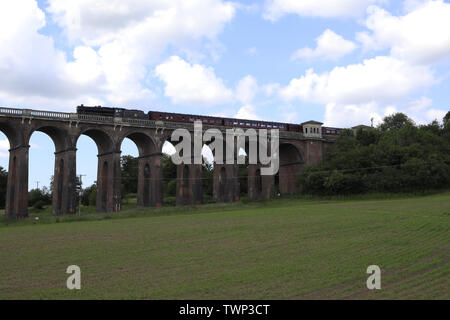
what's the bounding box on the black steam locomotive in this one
[77,105,147,119]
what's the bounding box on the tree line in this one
[297,112,450,195]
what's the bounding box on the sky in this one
[0,0,449,189]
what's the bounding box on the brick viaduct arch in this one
[0,107,337,219]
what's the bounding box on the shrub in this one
[33,200,45,210]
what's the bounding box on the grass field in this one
[0,192,449,299]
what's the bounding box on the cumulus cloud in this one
[263,0,383,20]
[292,29,357,61]
[236,75,258,104]
[155,56,233,105]
[0,0,236,108]
[357,1,450,64]
[235,105,262,120]
[279,54,438,127]
[280,56,434,105]
[324,102,384,127]
[47,0,236,47]
[0,0,106,109]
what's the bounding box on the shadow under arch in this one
[118,131,162,208]
[278,143,304,195]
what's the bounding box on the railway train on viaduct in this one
[77,105,344,136]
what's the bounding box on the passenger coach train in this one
[76,105,342,135]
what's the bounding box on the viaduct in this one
[0,107,341,219]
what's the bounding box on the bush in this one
[81,184,97,206]
[28,188,51,207]
[33,200,45,210]
[163,196,176,206]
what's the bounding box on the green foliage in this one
[298,112,450,195]
[0,166,7,209]
[379,112,415,131]
[82,184,97,206]
[33,200,46,210]
[162,154,177,197]
[202,158,214,198]
[163,196,176,206]
[28,188,51,207]
[121,155,138,195]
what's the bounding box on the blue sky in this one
[0,0,449,189]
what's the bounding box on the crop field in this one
[0,192,449,299]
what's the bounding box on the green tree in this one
[162,154,177,197]
[0,166,7,209]
[298,112,450,195]
[379,113,414,131]
[121,155,139,195]
[81,183,97,206]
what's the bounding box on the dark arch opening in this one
[278,143,303,195]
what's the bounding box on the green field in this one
[0,192,449,299]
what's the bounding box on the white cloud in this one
[292,29,357,61]
[426,109,447,123]
[47,0,236,47]
[235,105,262,120]
[358,1,450,64]
[0,0,105,108]
[280,56,434,105]
[236,75,258,104]
[263,0,383,21]
[324,102,384,127]
[155,56,233,105]
[0,0,236,108]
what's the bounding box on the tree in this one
[162,154,177,197]
[298,112,450,195]
[379,113,414,131]
[121,155,139,195]
[81,183,97,206]
[28,188,51,207]
[0,166,7,209]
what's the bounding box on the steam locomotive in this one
[76,105,342,135]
